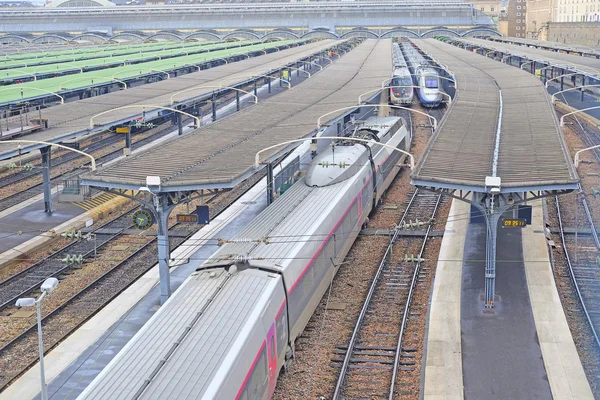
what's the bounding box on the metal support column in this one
[236,89,240,111]
[125,130,131,150]
[177,113,183,136]
[581,75,586,102]
[268,77,271,94]
[266,163,274,205]
[40,146,52,214]
[155,194,172,304]
[211,91,217,122]
[484,209,501,308]
[561,69,565,91]
[531,61,536,74]
[279,69,283,88]
[254,79,257,97]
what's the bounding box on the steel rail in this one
[0,211,137,312]
[387,192,442,398]
[332,187,442,399]
[0,186,234,392]
[554,195,600,350]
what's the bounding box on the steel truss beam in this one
[101,187,229,303]
[416,185,574,307]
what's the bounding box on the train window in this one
[270,338,276,361]
[246,347,268,400]
[276,306,287,357]
[424,77,439,89]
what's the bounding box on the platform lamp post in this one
[15,277,59,400]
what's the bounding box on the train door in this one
[267,324,277,397]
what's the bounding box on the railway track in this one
[555,194,600,351]
[331,188,443,400]
[0,229,192,392]
[0,207,137,312]
[0,171,261,393]
[554,91,600,352]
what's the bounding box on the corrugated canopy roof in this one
[411,39,578,192]
[81,39,393,191]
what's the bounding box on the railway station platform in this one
[423,198,593,399]
[0,171,273,400]
[0,39,340,162]
[0,191,81,255]
[484,36,600,58]
[416,37,592,399]
[2,38,393,399]
[458,37,600,77]
[79,38,392,305]
[0,81,272,262]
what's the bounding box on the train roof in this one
[392,66,411,77]
[392,42,408,68]
[77,268,278,400]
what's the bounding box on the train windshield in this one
[391,77,412,88]
[424,76,439,89]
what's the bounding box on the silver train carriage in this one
[401,42,443,108]
[77,116,411,400]
[390,43,414,105]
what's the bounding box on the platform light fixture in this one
[15,277,60,400]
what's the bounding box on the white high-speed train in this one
[390,43,414,105]
[401,42,443,107]
[78,116,411,400]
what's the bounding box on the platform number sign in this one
[501,218,527,228]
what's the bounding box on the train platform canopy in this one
[483,36,600,57]
[80,39,392,192]
[459,37,600,76]
[0,39,338,160]
[410,39,579,194]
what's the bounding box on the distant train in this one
[389,43,414,105]
[401,42,444,107]
[78,116,412,400]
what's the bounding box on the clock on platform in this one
[133,209,154,230]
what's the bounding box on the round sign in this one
[133,209,153,230]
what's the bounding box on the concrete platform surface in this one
[523,201,593,400]
[0,191,82,254]
[423,199,468,400]
[461,208,552,400]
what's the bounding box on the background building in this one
[553,0,600,22]
[525,0,553,38]
[505,0,527,36]
[471,0,502,22]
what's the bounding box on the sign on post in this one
[116,127,130,134]
[177,214,198,223]
[501,218,527,228]
[176,206,210,224]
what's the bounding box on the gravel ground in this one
[0,200,138,283]
[547,111,600,397]
[546,197,600,397]
[273,103,450,400]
